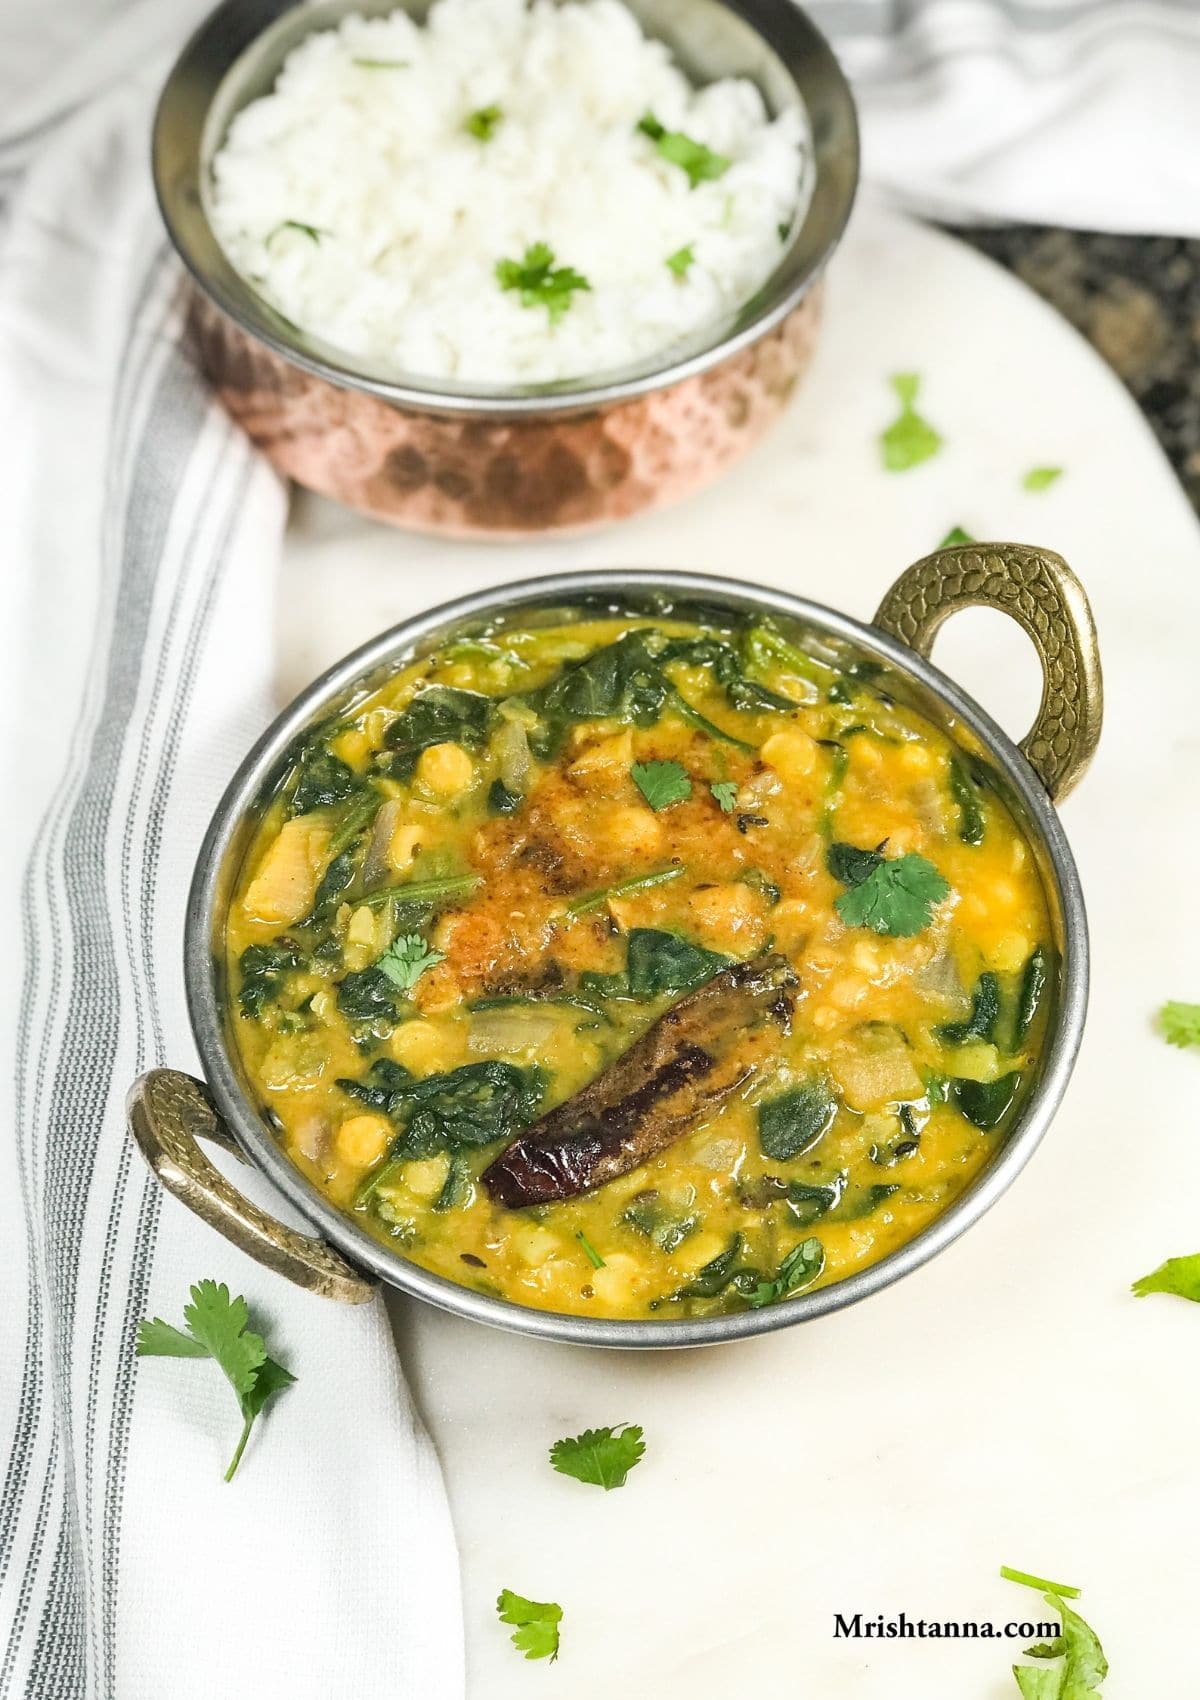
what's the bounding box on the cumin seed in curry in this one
[226,612,1052,1319]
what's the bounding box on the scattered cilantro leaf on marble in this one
[497,1590,563,1661]
[549,1423,646,1490]
[1159,1000,1200,1048]
[1132,1253,1200,1303]
[880,372,943,472]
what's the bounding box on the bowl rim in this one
[151,0,860,416]
[184,567,1090,1349]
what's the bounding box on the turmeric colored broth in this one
[226,611,1053,1319]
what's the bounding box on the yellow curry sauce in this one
[226,613,1052,1318]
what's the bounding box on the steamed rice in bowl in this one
[208,0,811,386]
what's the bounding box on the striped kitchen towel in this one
[0,19,464,1700]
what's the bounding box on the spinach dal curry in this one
[227,610,1052,1320]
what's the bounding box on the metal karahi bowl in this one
[152,0,859,536]
[129,546,1102,1347]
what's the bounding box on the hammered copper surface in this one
[190,288,822,537]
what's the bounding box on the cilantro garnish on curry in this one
[226,611,1054,1319]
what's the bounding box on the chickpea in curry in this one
[227,611,1053,1319]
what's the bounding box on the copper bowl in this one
[152,0,859,537]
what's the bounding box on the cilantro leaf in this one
[631,759,692,811]
[1023,466,1063,492]
[666,243,695,277]
[549,1422,645,1490]
[638,112,730,188]
[1003,1568,1106,1700]
[1159,1000,1200,1048]
[1132,1253,1200,1302]
[1000,1566,1081,1600]
[183,1281,266,1397]
[710,779,737,812]
[136,1280,296,1480]
[374,932,445,992]
[880,372,942,472]
[268,220,324,246]
[939,524,974,547]
[135,1317,210,1357]
[746,1237,825,1308]
[496,1589,562,1661]
[465,103,502,140]
[496,243,590,324]
[828,841,949,937]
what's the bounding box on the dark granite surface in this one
[945,225,1200,517]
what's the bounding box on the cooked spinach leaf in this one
[520,631,668,752]
[757,1080,836,1161]
[741,620,826,687]
[938,971,1001,1045]
[291,746,359,815]
[745,1237,824,1308]
[237,942,305,1017]
[953,1072,1020,1129]
[582,927,728,1001]
[827,840,885,887]
[327,789,381,857]
[622,1192,700,1253]
[677,1233,745,1298]
[304,847,357,928]
[677,1230,825,1307]
[517,628,784,758]
[949,754,986,845]
[336,967,402,1025]
[784,1171,848,1225]
[341,1058,545,1176]
[834,1182,900,1221]
[487,777,522,815]
[1013,947,1049,1047]
[385,685,494,772]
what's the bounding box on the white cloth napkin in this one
[0,34,463,1700]
[809,0,1200,235]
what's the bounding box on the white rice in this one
[209,0,809,385]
